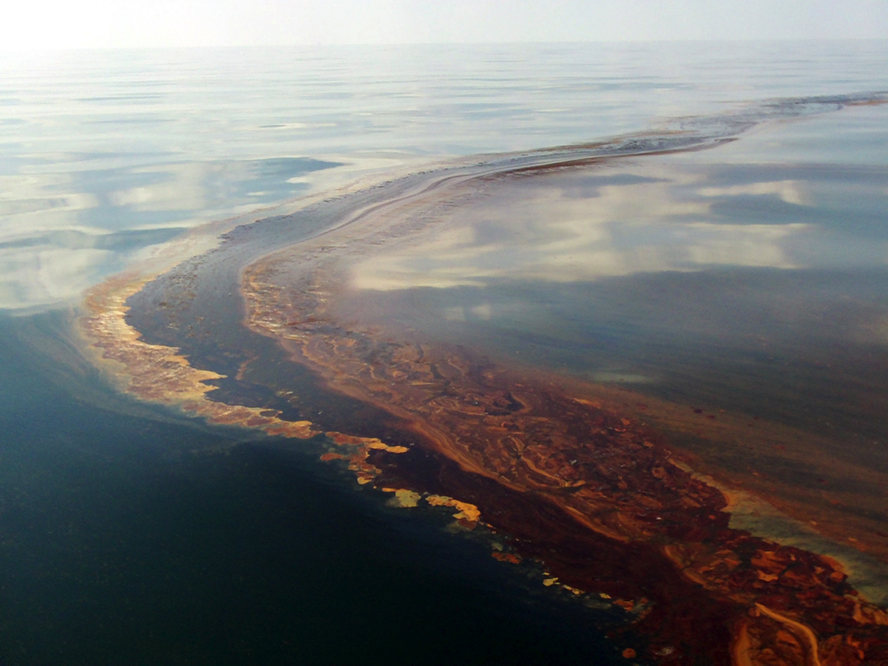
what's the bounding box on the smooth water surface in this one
[2,42,886,310]
[328,102,888,575]
[2,42,888,664]
[0,311,625,665]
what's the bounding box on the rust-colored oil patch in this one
[235,257,888,665]
[78,274,409,486]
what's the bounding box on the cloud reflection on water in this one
[0,247,112,308]
[349,161,847,292]
[0,155,339,310]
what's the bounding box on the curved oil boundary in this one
[80,93,888,666]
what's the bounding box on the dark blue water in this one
[0,311,624,665]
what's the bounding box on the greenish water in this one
[0,311,622,665]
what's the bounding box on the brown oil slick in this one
[78,196,888,666]
[239,252,888,665]
[77,96,888,665]
[78,274,411,490]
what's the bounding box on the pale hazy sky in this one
[4,0,888,50]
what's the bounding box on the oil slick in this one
[78,94,888,665]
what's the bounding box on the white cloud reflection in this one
[0,167,199,310]
[350,163,805,292]
[106,163,217,211]
[697,180,811,206]
[0,157,306,310]
[0,247,112,310]
[685,222,804,267]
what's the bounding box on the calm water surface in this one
[1,42,887,664]
[332,103,888,588]
[346,105,888,445]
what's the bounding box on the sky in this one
[2,0,888,49]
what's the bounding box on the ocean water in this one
[2,41,887,311]
[1,42,888,664]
